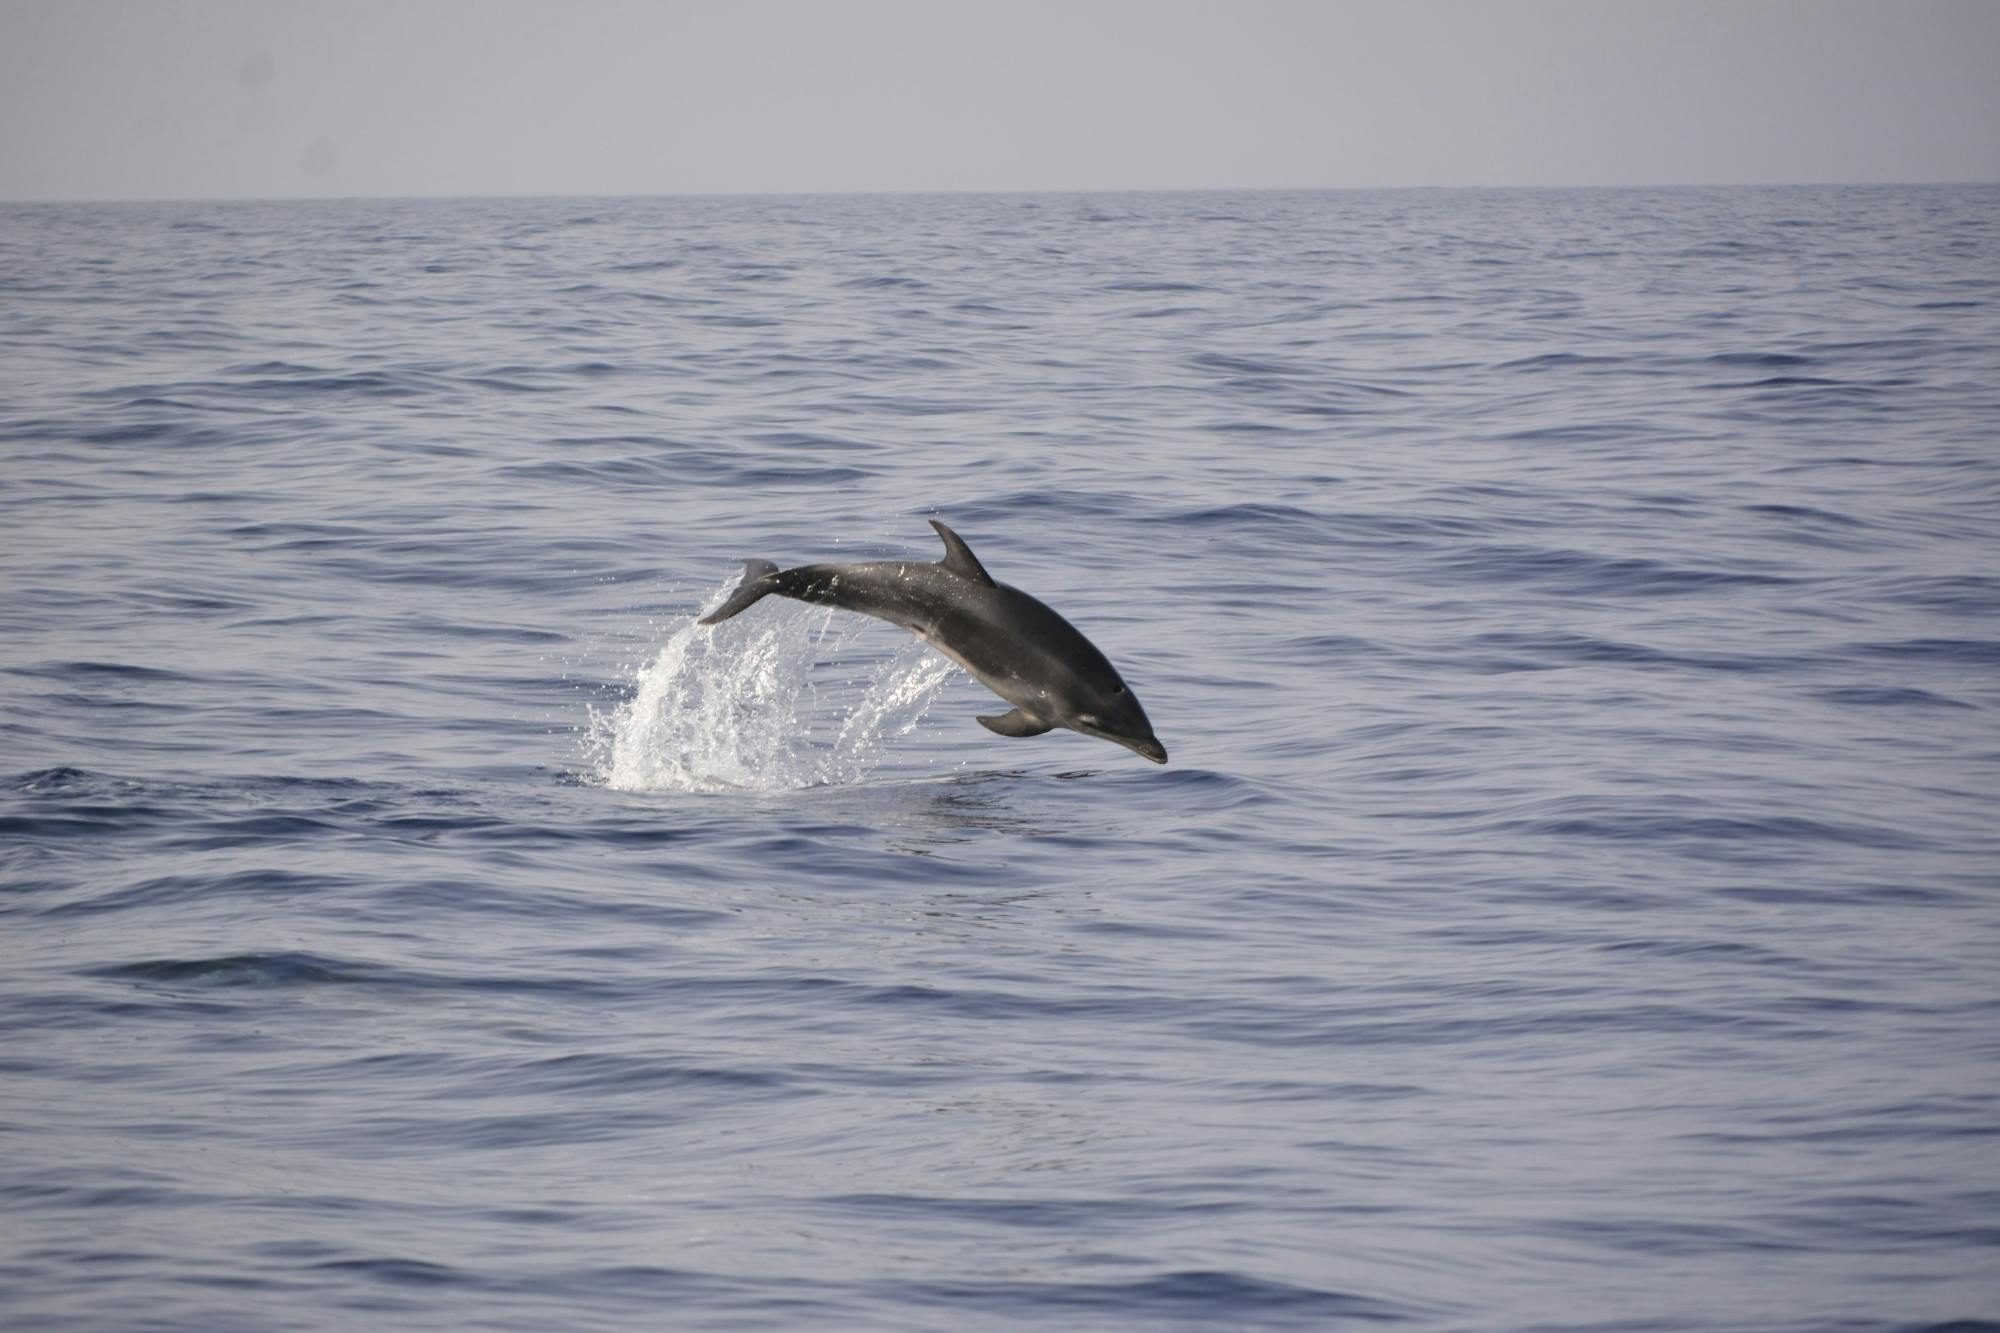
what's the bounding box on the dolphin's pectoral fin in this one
[699,559,783,625]
[977,709,1051,738]
[930,519,997,587]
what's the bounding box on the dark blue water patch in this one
[313,1105,696,1154]
[950,490,1139,525]
[1853,576,2000,617]
[270,1049,794,1108]
[1229,1079,1428,1105]
[1495,351,1632,372]
[1476,796,1931,854]
[1708,374,1850,390]
[1852,638,2000,668]
[224,519,369,544]
[717,262,793,283]
[90,952,385,989]
[5,987,269,1033]
[1187,995,1810,1051]
[40,869,359,919]
[162,811,358,850]
[1188,350,1313,377]
[303,548,607,593]
[307,1256,470,1289]
[729,464,876,487]
[226,368,435,400]
[1712,879,1970,908]
[1529,1213,1801,1258]
[387,613,569,645]
[1720,382,1908,414]
[1455,630,1813,676]
[75,418,232,447]
[821,1191,1247,1228]
[0,798,190,850]
[750,430,881,452]
[1810,685,1977,710]
[364,876,731,931]
[1101,280,1212,293]
[896,1270,1412,1325]
[468,1052,791,1097]
[839,274,930,289]
[1741,502,1868,527]
[1164,500,1321,526]
[87,951,691,1011]
[1594,937,1817,968]
[119,584,255,615]
[689,312,783,328]
[6,656,195,680]
[1429,544,1800,599]
[1677,1093,2000,1148]
[452,373,551,395]
[0,1180,229,1213]
[281,1261,839,1323]
[1772,1190,2000,1249]
[452,817,702,851]
[1270,633,1378,660]
[1704,350,1817,368]
[1488,421,1661,445]
[490,455,691,486]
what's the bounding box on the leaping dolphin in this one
[699,519,1167,763]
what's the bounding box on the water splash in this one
[589,575,958,793]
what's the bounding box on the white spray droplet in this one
[586,574,955,793]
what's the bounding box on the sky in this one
[1,0,1996,201]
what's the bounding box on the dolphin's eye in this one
[1113,685,1124,694]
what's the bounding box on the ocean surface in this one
[2,185,1997,1331]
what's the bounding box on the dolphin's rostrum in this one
[699,520,1167,763]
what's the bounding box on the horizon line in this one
[5,177,1998,208]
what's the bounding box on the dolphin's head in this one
[1068,679,1167,764]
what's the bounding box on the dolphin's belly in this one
[921,631,1043,712]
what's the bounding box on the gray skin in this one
[699,520,1166,764]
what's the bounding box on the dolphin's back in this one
[706,555,1109,691]
[701,556,969,632]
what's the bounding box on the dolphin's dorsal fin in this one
[929,519,996,586]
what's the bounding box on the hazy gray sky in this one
[3,0,1996,201]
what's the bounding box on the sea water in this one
[2,186,1997,1330]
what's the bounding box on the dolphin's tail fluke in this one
[698,559,783,625]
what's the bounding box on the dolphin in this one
[699,520,1167,763]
